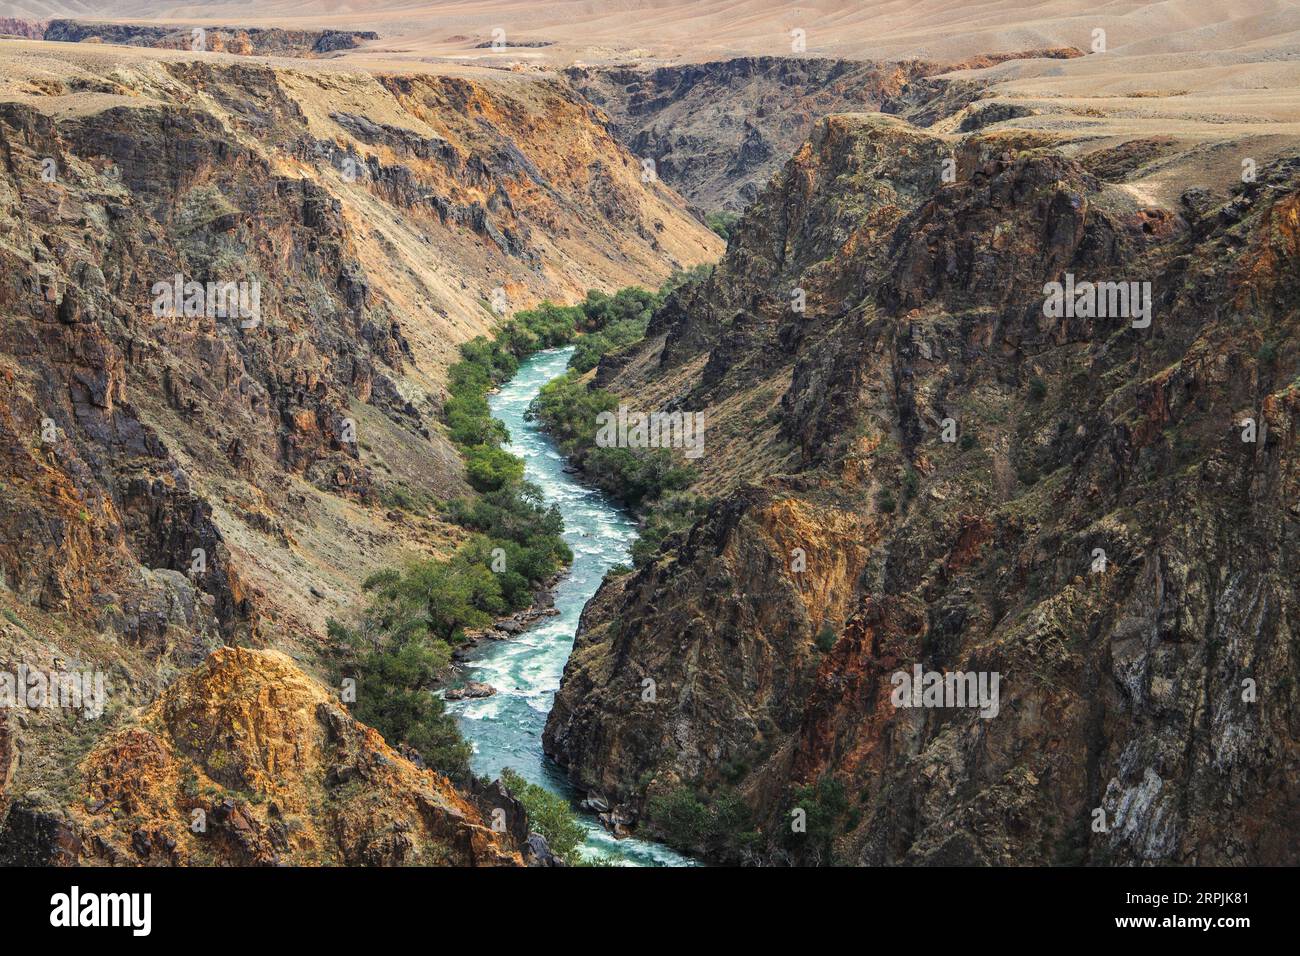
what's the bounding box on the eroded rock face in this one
[2,647,520,866]
[567,58,924,214]
[567,50,1081,213]
[0,54,714,640]
[546,113,1300,865]
[0,52,717,863]
[0,19,46,40]
[0,716,15,814]
[43,21,380,57]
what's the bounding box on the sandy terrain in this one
[3,0,1297,64]
[4,2,1295,184]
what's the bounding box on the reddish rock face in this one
[546,113,1300,865]
[36,647,521,866]
[0,19,46,40]
[0,717,15,813]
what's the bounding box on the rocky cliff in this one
[566,50,1081,213]
[44,21,380,57]
[545,112,1300,865]
[3,647,521,865]
[0,19,46,40]
[0,42,718,862]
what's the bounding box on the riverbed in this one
[445,346,693,866]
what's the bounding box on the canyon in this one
[0,36,717,864]
[0,1,1297,867]
[565,49,1084,212]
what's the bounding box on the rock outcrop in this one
[43,21,380,57]
[546,112,1300,865]
[1,647,521,865]
[0,19,45,40]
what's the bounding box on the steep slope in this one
[0,20,46,40]
[566,51,1081,212]
[2,647,522,865]
[0,40,718,859]
[545,113,1300,865]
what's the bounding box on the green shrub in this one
[705,210,739,240]
[815,622,837,652]
[659,263,713,296]
[528,373,695,509]
[645,785,761,862]
[328,615,470,780]
[569,315,651,373]
[361,568,401,592]
[646,787,711,847]
[365,557,496,644]
[630,493,709,567]
[463,444,525,491]
[499,768,587,862]
[378,483,424,513]
[902,468,920,503]
[783,776,849,863]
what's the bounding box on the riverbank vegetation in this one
[642,775,851,865]
[527,371,695,508]
[328,281,692,779]
[527,269,717,561]
[629,492,710,566]
[644,785,762,863]
[500,768,587,861]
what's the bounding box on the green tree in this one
[499,768,586,862]
[464,443,525,491]
[784,776,849,863]
[328,615,471,780]
[706,210,739,240]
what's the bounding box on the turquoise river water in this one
[445,346,694,866]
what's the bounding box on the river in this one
[445,346,694,866]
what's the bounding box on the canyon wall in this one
[0,44,719,863]
[44,21,380,57]
[566,50,1082,213]
[546,113,1300,865]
